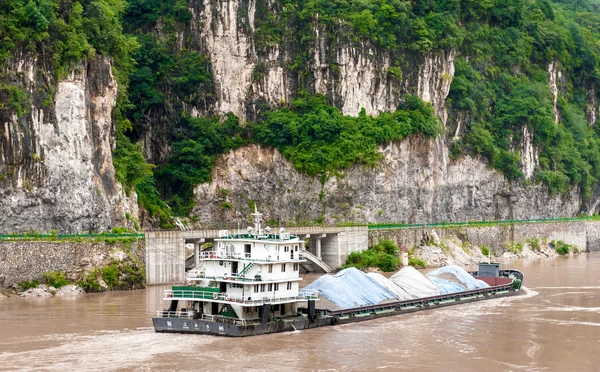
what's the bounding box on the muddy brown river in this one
[1,253,599,371]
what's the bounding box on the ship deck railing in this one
[164,289,320,305]
[197,250,306,263]
[186,273,303,283]
[156,310,195,319]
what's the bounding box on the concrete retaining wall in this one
[0,240,145,288]
[146,231,185,285]
[320,227,369,269]
[369,220,600,254]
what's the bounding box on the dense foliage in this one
[343,239,400,272]
[4,0,600,225]
[447,1,600,198]
[158,94,439,215]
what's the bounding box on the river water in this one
[1,253,599,371]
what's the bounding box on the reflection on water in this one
[1,254,600,371]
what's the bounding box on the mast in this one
[251,205,263,235]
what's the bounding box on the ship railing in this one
[197,250,305,263]
[164,289,320,304]
[186,273,300,283]
[201,314,247,325]
[156,310,194,319]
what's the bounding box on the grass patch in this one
[408,257,427,269]
[504,242,523,254]
[18,280,40,290]
[42,271,69,289]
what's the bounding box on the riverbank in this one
[410,230,575,268]
[0,239,145,297]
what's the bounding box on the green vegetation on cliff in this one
[157,94,440,215]
[3,0,600,224]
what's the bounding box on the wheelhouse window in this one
[286,282,292,290]
[281,263,286,272]
[254,285,259,293]
[268,283,273,291]
[293,263,299,271]
[274,283,279,291]
[268,264,273,273]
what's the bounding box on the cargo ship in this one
[153,209,524,337]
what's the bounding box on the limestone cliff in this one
[0,56,137,233]
[193,141,580,228]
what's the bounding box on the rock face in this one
[193,140,581,227]
[0,56,137,233]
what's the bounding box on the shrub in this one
[121,262,146,288]
[526,237,541,251]
[552,240,573,255]
[42,272,69,288]
[18,280,40,290]
[481,245,491,257]
[342,240,400,272]
[80,269,101,292]
[378,254,399,272]
[102,264,120,289]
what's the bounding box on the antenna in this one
[251,204,263,235]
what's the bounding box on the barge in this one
[153,210,524,337]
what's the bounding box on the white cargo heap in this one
[305,264,492,309]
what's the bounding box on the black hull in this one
[153,286,521,337]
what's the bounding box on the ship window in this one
[268,283,273,291]
[295,245,298,251]
[261,284,266,292]
[281,263,286,272]
[274,283,279,291]
[286,282,292,290]
[268,264,273,273]
[284,246,289,252]
[293,263,299,271]
[254,285,259,293]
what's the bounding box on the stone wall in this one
[369,220,600,254]
[0,239,145,288]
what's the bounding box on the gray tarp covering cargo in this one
[426,265,490,290]
[366,272,414,301]
[300,268,396,308]
[389,267,440,298]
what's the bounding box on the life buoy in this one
[224,294,231,301]
[267,255,272,261]
[212,293,218,300]
[223,273,228,279]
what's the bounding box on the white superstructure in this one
[162,207,318,323]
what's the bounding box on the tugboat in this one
[153,207,323,336]
[153,208,524,337]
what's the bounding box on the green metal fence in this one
[367,216,600,230]
[0,233,145,241]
